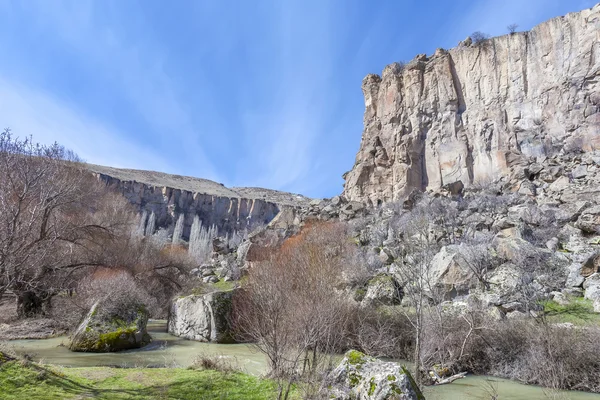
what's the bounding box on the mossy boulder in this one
[363,274,402,306]
[328,350,424,400]
[168,289,236,343]
[69,302,151,352]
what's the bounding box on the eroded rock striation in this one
[168,290,235,343]
[344,4,600,205]
[88,164,311,239]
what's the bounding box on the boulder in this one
[363,274,402,306]
[328,350,423,400]
[576,206,600,234]
[69,302,151,352]
[168,290,235,343]
[427,246,475,298]
[487,263,523,304]
[583,273,600,303]
[378,247,395,265]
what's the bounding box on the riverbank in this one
[0,358,288,400]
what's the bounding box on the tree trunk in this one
[16,291,51,317]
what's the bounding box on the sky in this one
[0,0,595,198]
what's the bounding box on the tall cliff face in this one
[89,165,311,240]
[343,4,600,205]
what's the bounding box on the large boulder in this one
[328,350,423,400]
[69,302,151,352]
[168,290,235,343]
[576,206,600,234]
[363,274,402,306]
[427,246,475,299]
[583,273,600,303]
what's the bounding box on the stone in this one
[363,274,402,306]
[442,180,464,196]
[571,165,588,179]
[583,273,600,303]
[548,176,570,192]
[203,275,219,284]
[487,263,523,303]
[428,246,475,298]
[69,302,151,352]
[576,206,600,234]
[580,253,600,278]
[551,291,570,306]
[331,195,344,206]
[546,237,559,251]
[378,247,395,265]
[168,290,236,343]
[342,5,600,205]
[327,350,423,400]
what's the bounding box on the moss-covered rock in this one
[328,350,423,400]
[69,302,151,352]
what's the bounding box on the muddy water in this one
[6,320,600,400]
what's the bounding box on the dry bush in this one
[348,307,413,359]
[426,315,600,393]
[471,31,491,47]
[77,269,158,318]
[190,352,239,374]
[232,221,360,399]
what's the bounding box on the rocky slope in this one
[343,4,600,205]
[88,164,311,240]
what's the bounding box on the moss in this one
[368,377,376,396]
[368,274,394,286]
[346,350,366,366]
[401,366,425,400]
[353,288,366,302]
[348,371,361,388]
[0,361,295,399]
[387,374,396,381]
[541,297,600,325]
[390,382,403,395]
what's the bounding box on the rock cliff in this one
[343,4,600,205]
[88,164,311,240]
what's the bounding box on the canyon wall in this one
[90,166,309,240]
[343,4,600,205]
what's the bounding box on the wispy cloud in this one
[0,0,220,180]
[0,78,173,171]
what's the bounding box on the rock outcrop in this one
[343,4,600,205]
[168,290,235,343]
[328,350,423,400]
[88,164,311,240]
[69,302,151,352]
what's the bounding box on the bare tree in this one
[507,24,519,34]
[0,130,135,316]
[471,31,491,47]
[392,198,443,385]
[232,222,356,399]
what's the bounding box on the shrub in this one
[471,31,491,47]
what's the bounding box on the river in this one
[5,320,600,400]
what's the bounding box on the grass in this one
[188,281,236,297]
[0,359,288,399]
[540,297,600,325]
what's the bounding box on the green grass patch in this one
[211,280,236,292]
[540,297,600,325]
[0,360,288,399]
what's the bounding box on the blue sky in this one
[0,0,595,198]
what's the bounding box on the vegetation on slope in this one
[0,359,285,400]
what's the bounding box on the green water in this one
[5,320,600,400]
